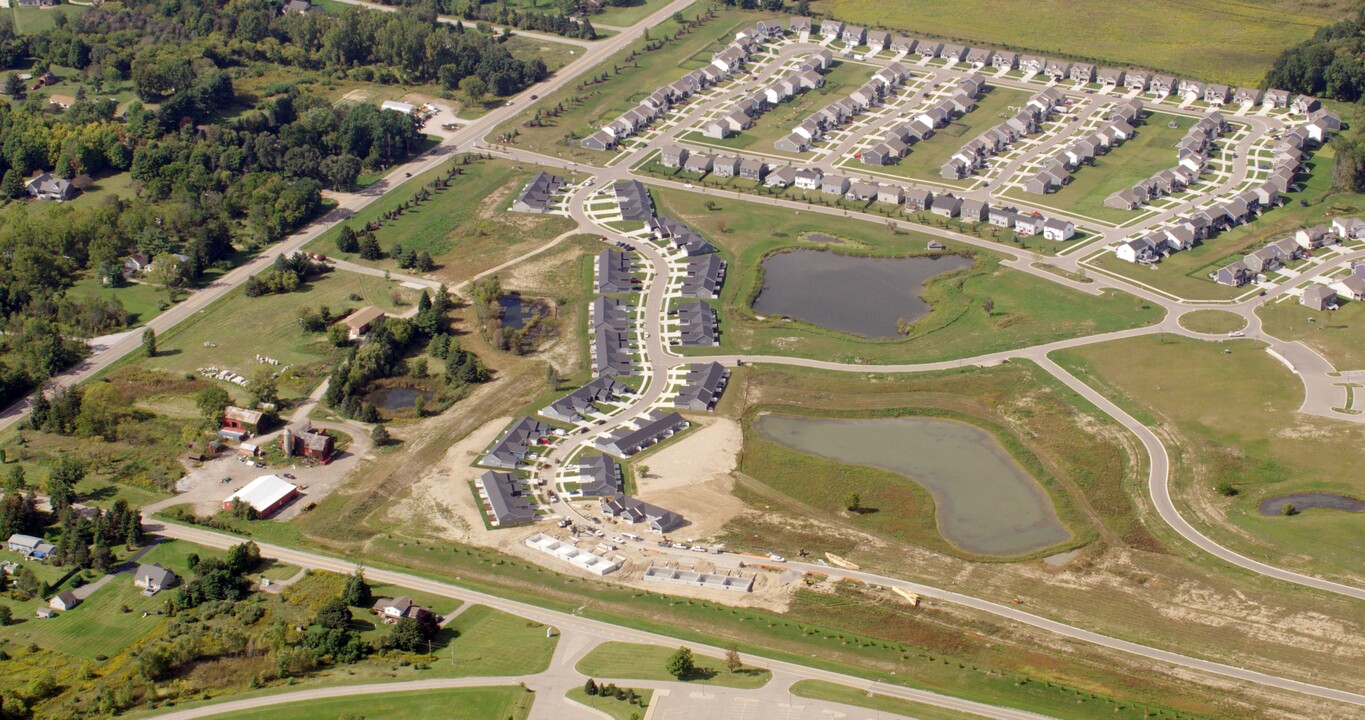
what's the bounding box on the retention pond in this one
[752,250,970,338]
[1257,493,1365,516]
[756,414,1071,556]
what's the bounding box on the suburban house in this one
[343,306,386,339]
[1019,55,1046,74]
[1116,236,1165,264]
[541,375,627,423]
[225,475,300,517]
[820,174,851,195]
[574,454,624,497]
[866,30,891,52]
[676,301,719,346]
[877,185,904,205]
[918,41,943,58]
[221,406,263,436]
[1234,87,1263,106]
[597,410,689,458]
[1149,75,1176,97]
[684,152,715,174]
[1295,225,1335,249]
[674,362,730,411]
[992,51,1019,70]
[959,198,988,223]
[596,249,635,293]
[1097,68,1125,86]
[989,208,1019,229]
[904,187,933,211]
[820,19,845,39]
[475,470,536,526]
[134,564,178,593]
[25,173,74,201]
[50,591,80,612]
[1069,63,1095,83]
[891,36,917,55]
[841,25,866,46]
[7,533,56,559]
[930,194,962,218]
[481,417,551,468]
[599,495,685,534]
[371,597,435,623]
[280,424,335,461]
[511,172,564,213]
[790,16,812,35]
[1204,84,1232,105]
[776,132,812,153]
[660,145,689,169]
[581,130,616,151]
[615,180,654,221]
[1014,214,1045,236]
[1263,89,1291,109]
[1301,284,1339,310]
[1292,95,1319,114]
[1211,260,1254,286]
[765,166,797,187]
[1332,217,1365,239]
[1042,218,1076,241]
[711,155,741,178]
[1126,72,1151,91]
[1340,274,1365,301]
[846,180,879,202]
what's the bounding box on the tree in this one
[584,678,598,696]
[314,596,351,630]
[196,385,231,425]
[76,383,124,440]
[390,617,425,651]
[342,570,372,607]
[665,646,694,680]
[358,234,383,261]
[0,604,11,626]
[981,297,995,315]
[3,74,21,98]
[844,492,861,513]
[246,365,279,408]
[337,225,359,253]
[460,75,489,102]
[4,465,25,492]
[371,424,391,446]
[47,454,86,511]
[141,328,157,357]
[224,541,260,574]
[725,645,742,674]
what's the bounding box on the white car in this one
[1228,330,1245,337]
[684,183,694,189]
[768,554,786,562]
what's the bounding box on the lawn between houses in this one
[650,185,1162,364]
[1052,334,1365,587]
[867,86,1033,187]
[825,0,1342,87]
[305,156,576,286]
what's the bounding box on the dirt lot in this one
[633,416,745,540]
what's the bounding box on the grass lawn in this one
[1053,334,1365,585]
[651,185,1162,364]
[0,577,168,660]
[873,87,1032,185]
[438,605,559,677]
[64,276,170,329]
[566,686,654,720]
[493,7,749,163]
[1178,309,1246,335]
[305,157,575,285]
[1022,112,1193,224]
[790,680,981,720]
[706,59,876,154]
[1088,144,1361,300]
[1258,297,1365,370]
[135,271,411,397]
[591,0,671,26]
[826,0,1343,86]
[138,538,226,574]
[199,686,536,720]
[575,642,773,689]
[10,4,89,34]
[502,34,583,73]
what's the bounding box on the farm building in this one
[224,475,300,517]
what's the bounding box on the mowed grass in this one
[1023,112,1194,224]
[1088,145,1361,300]
[590,0,671,26]
[306,158,574,285]
[493,6,748,163]
[575,642,773,689]
[1178,309,1247,335]
[200,686,536,720]
[790,680,982,720]
[64,276,170,329]
[566,686,654,720]
[1053,334,1365,584]
[137,271,410,387]
[1257,296,1365,370]
[441,605,559,677]
[0,579,168,659]
[10,5,89,34]
[501,34,582,73]
[826,0,1342,86]
[873,86,1033,186]
[651,185,1162,364]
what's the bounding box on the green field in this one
[790,680,981,720]
[10,4,89,34]
[1258,296,1365,370]
[501,34,584,73]
[589,0,670,26]
[439,605,559,677]
[136,270,410,398]
[494,7,746,163]
[199,686,535,720]
[826,0,1344,86]
[1020,113,1194,224]
[566,686,654,720]
[306,157,574,284]
[871,87,1032,185]
[575,642,773,689]
[63,276,170,329]
[1053,334,1365,585]
[1178,309,1247,335]
[651,185,1162,364]
[0,575,168,660]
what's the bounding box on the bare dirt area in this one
[632,416,745,540]
[383,415,509,544]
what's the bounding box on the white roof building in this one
[380,100,415,114]
[225,475,299,516]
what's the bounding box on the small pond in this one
[803,233,844,244]
[1257,493,1365,516]
[755,414,1071,556]
[752,250,971,338]
[498,293,545,330]
[366,386,433,411]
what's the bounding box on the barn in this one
[225,475,300,517]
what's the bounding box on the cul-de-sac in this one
[0,1,1361,719]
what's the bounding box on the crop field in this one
[1017,112,1194,224]
[307,158,575,284]
[1053,334,1365,585]
[651,185,1163,364]
[825,0,1344,86]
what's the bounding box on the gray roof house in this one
[600,495,684,533]
[930,194,962,217]
[134,564,178,592]
[958,198,988,222]
[738,157,768,181]
[476,471,536,526]
[575,454,625,497]
[25,173,75,202]
[660,145,690,168]
[481,417,551,468]
[596,249,634,293]
[674,362,730,411]
[681,254,726,299]
[597,410,689,457]
[1301,284,1338,310]
[821,174,851,195]
[542,375,628,423]
[614,180,653,220]
[676,300,719,346]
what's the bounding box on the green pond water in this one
[756,414,1072,556]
